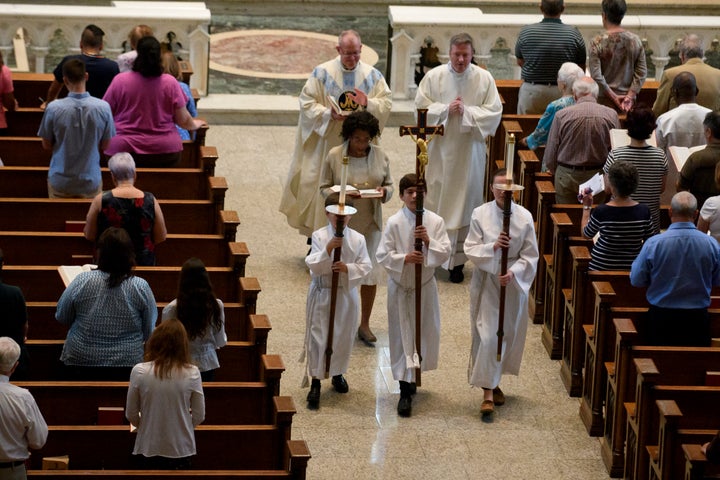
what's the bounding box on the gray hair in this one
[671,191,698,218]
[108,152,136,182]
[572,76,599,99]
[680,34,704,60]
[557,62,585,95]
[338,30,361,46]
[0,337,20,374]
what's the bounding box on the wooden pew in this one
[11,72,54,108]
[683,443,720,480]
[1,266,260,305]
[0,166,226,202]
[626,359,720,480]
[518,149,550,215]
[0,232,245,270]
[0,198,238,239]
[531,180,556,324]
[28,397,298,470]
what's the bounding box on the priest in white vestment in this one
[279,30,392,239]
[301,199,372,409]
[414,32,503,283]
[376,173,451,417]
[464,170,539,416]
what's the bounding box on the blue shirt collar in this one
[67,91,90,99]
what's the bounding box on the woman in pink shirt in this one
[0,52,18,135]
[103,36,204,167]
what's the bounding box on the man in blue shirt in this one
[38,59,115,198]
[630,191,720,345]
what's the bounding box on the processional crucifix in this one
[399,109,444,386]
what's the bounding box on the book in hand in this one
[610,128,657,149]
[58,264,96,287]
[668,144,706,171]
[578,172,605,199]
[329,185,383,198]
[327,95,351,116]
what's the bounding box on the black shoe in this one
[448,265,464,283]
[332,375,349,393]
[307,380,320,409]
[397,396,412,417]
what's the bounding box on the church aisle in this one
[208,125,611,479]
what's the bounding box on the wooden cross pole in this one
[399,109,444,387]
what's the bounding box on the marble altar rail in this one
[389,6,720,99]
[0,1,211,95]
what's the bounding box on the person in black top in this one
[0,248,29,379]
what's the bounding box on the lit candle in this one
[506,133,515,185]
[339,154,349,212]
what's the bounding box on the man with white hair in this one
[544,76,620,204]
[0,337,48,479]
[653,34,720,116]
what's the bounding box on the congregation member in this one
[653,34,720,116]
[319,111,393,344]
[57,227,157,380]
[602,104,667,233]
[103,36,205,167]
[0,51,17,136]
[162,258,227,382]
[43,24,119,106]
[697,163,720,242]
[677,111,720,210]
[38,59,115,199]
[589,0,646,112]
[0,249,29,380]
[514,0,586,114]
[655,72,711,204]
[117,24,154,73]
[631,191,720,346]
[126,320,204,470]
[280,29,392,241]
[415,32,503,283]
[162,51,198,140]
[545,76,620,204]
[302,196,372,410]
[0,337,48,479]
[519,62,585,153]
[376,173,451,417]
[580,161,653,270]
[84,153,167,266]
[464,169,539,416]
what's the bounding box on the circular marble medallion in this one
[209,29,379,79]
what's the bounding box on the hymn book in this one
[609,129,657,149]
[668,144,706,171]
[329,184,383,198]
[58,264,96,287]
[326,96,351,116]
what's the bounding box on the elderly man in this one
[653,34,720,116]
[631,192,720,346]
[515,0,586,114]
[677,111,720,210]
[280,30,392,240]
[545,76,620,204]
[415,33,503,283]
[0,337,48,479]
[43,24,119,106]
[655,72,711,204]
[38,59,115,199]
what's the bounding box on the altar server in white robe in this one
[301,196,372,409]
[280,29,392,239]
[464,169,539,416]
[415,32,503,284]
[376,173,451,417]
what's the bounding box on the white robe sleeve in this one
[507,211,539,293]
[464,207,502,275]
[424,213,452,269]
[298,75,333,144]
[462,79,502,139]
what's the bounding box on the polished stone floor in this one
[207,124,613,479]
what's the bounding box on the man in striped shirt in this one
[515,0,587,114]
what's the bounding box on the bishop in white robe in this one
[464,198,538,393]
[302,222,372,384]
[415,45,502,271]
[279,32,392,238]
[376,206,451,382]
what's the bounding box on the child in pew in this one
[376,173,451,417]
[301,194,372,409]
[126,319,204,470]
[162,257,227,382]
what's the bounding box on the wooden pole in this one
[496,188,513,362]
[324,213,346,378]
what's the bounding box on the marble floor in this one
[207,124,613,479]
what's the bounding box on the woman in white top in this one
[162,258,226,381]
[698,162,720,243]
[126,319,204,469]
